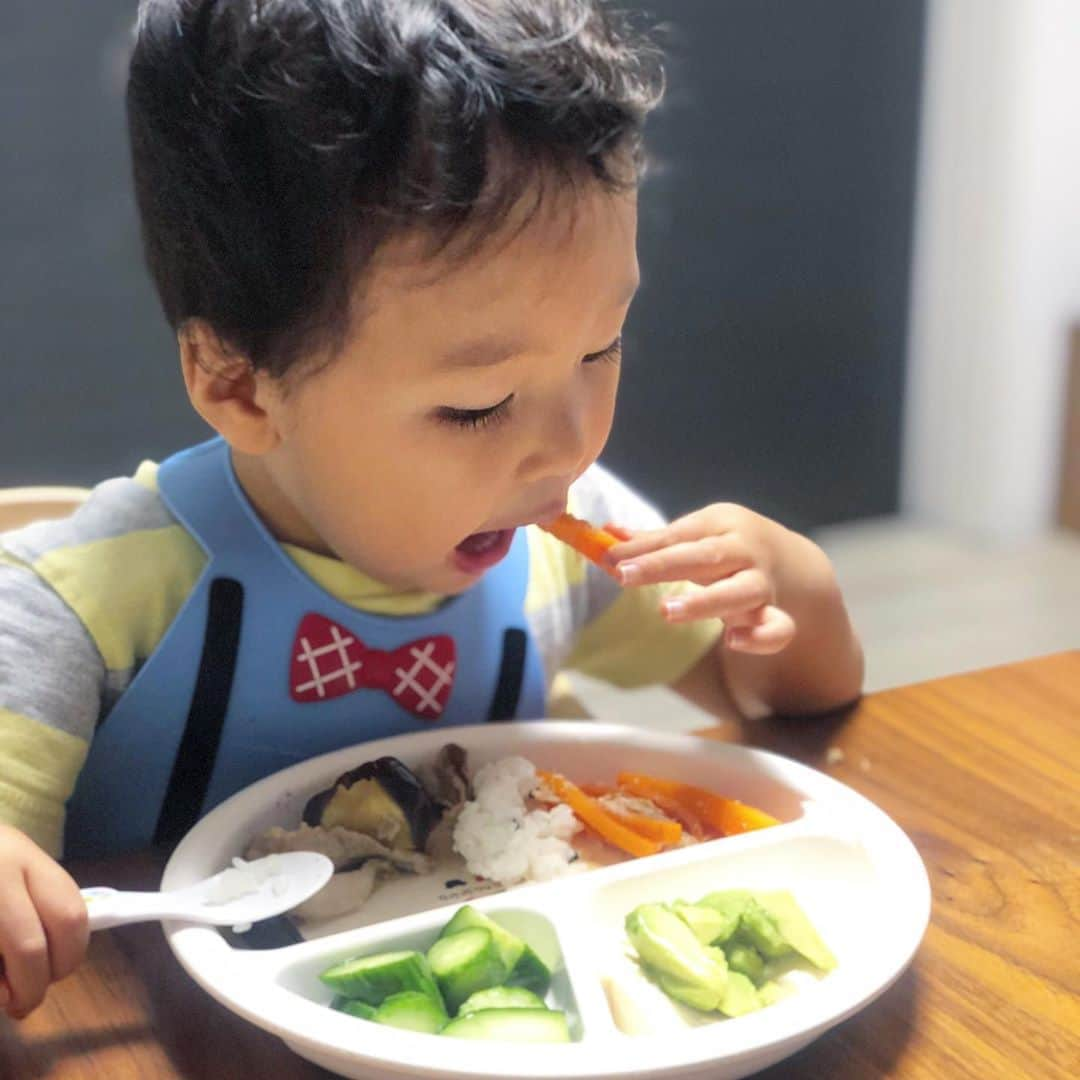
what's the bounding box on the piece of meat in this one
[418,743,472,809]
[289,862,381,923]
[244,822,432,875]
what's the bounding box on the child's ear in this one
[179,321,282,455]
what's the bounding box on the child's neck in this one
[230,448,334,558]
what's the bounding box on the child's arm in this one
[605,503,863,719]
[0,824,89,1018]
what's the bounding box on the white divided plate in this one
[162,721,930,1080]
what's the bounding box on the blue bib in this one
[64,439,546,858]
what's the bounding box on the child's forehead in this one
[363,186,639,321]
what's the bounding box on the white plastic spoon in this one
[81,851,335,931]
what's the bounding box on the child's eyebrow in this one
[436,278,639,371]
[438,336,528,370]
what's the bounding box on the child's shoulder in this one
[0,462,206,674]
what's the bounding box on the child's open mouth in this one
[453,528,515,574]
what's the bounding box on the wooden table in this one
[2,652,1078,1078]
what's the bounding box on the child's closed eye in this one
[435,394,515,430]
[434,337,620,431]
[583,336,622,364]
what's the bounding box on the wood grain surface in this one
[2,652,1077,1079]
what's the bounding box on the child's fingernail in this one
[663,597,685,619]
[618,562,641,585]
[727,627,748,646]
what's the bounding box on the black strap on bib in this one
[487,627,527,722]
[153,577,244,847]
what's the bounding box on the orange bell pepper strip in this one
[578,781,615,798]
[574,782,683,845]
[615,772,780,837]
[636,791,708,841]
[601,806,683,847]
[539,513,621,577]
[536,771,662,857]
[602,523,634,542]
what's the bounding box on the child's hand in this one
[0,824,89,1019]
[607,503,804,654]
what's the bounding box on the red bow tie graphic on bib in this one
[289,613,456,719]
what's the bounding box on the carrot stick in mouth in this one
[539,512,622,577]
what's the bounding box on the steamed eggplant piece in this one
[302,756,442,852]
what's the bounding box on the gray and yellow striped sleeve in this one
[0,469,205,854]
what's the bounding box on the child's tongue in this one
[456,530,503,556]
[452,527,515,574]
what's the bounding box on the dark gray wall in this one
[1,1,924,532]
[2,1,209,487]
[611,0,926,529]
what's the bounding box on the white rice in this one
[204,854,285,906]
[452,756,580,885]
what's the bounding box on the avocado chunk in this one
[671,901,741,946]
[696,889,753,934]
[723,940,766,985]
[622,889,835,1022]
[717,970,761,1017]
[737,899,791,959]
[755,891,837,971]
[625,904,727,1011]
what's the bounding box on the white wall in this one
[903,0,1080,543]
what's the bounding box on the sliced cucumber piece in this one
[458,986,546,1015]
[439,906,523,967]
[319,949,441,1006]
[372,990,448,1034]
[505,943,552,996]
[330,995,376,1020]
[427,927,507,1014]
[437,905,553,996]
[441,1007,571,1043]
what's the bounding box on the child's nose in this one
[518,399,590,485]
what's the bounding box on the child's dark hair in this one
[128,0,662,377]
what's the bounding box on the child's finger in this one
[0,883,51,1017]
[605,505,740,562]
[25,857,90,983]
[660,570,773,622]
[724,606,796,655]
[602,522,634,542]
[615,536,751,587]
